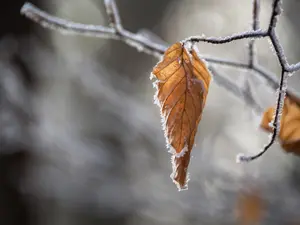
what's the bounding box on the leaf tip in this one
[170,153,190,191]
[170,170,189,192]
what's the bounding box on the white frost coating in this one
[21,3,117,38]
[104,0,122,30]
[270,75,287,139]
[170,155,189,191]
[152,81,161,107]
[268,133,274,140]
[268,121,274,129]
[168,145,176,154]
[149,72,155,80]
[174,144,189,158]
[104,0,113,12]
[152,80,159,88]
[124,39,145,52]
[183,42,194,65]
[152,77,173,152]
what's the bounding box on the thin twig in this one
[185,30,267,45]
[20,3,117,38]
[20,0,300,162]
[237,69,287,162]
[104,0,122,31]
[237,0,289,162]
[249,0,260,67]
[242,76,264,113]
[209,66,263,113]
[203,56,250,69]
[20,2,167,58]
[252,0,260,31]
[268,0,281,31]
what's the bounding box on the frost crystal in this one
[268,122,274,129]
[149,72,155,80]
[174,144,189,158]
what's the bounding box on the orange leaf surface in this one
[236,189,264,225]
[151,42,211,190]
[260,96,300,154]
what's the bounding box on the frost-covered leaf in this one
[261,96,300,154]
[151,42,211,190]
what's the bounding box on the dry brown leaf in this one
[151,42,211,190]
[236,189,264,225]
[260,96,300,155]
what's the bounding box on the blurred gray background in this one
[1,0,300,224]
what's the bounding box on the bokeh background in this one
[1,0,300,224]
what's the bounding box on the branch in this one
[238,0,289,162]
[20,2,284,87]
[268,0,281,31]
[20,0,300,163]
[209,66,263,113]
[20,2,167,58]
[237,69,287,162]
[248,0,260,67]
[20,3,117,38]
[104,0,122,31]
[184,30,267,44]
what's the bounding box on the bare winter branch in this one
[268,0,282,31]
[204,57,250,69]
[20,3,117,38]
[20,2,167,58]
[185,30,267,45]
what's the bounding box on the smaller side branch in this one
[20,2,167,58]
[185,30,267,45]
[269,32,289,71]
[286,62,300,73]
[104,0,122,31]
[204,56,250,69]
[268,0,282,32]
[248,0,260,67]
[20,3,117,38]
[238,69,287,162]
[209,66,263,113]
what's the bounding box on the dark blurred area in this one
[0,1,39,225]
[1,1,300,225]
